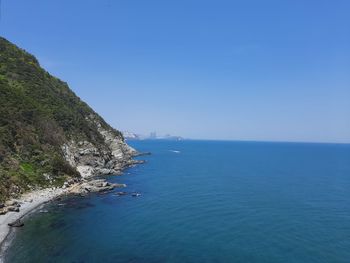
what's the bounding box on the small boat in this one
[131,192,141,197]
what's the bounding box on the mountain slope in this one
[0,37,136,202]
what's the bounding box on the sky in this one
[1,0,349,143]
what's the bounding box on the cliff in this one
[0,37,137,202]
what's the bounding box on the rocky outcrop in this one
[69,179,126,195]
[0,115,143,216]
[62,115,138,178]
[0,201,21,215]
[8,219,24,227]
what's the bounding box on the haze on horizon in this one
[1,0,349,143]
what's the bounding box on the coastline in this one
[0,157,144,260]
[0,184,80,256]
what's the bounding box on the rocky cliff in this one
[0,37,137,202]
[61,114,138,179]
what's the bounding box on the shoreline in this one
[0,175,129,255]
[0,158,145,260]
[0,178,124,261]
[0,184,80,256]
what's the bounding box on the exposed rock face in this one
[62,116,138,178]
[70,179,126,195]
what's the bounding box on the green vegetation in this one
[0,37,123,201]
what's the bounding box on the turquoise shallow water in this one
[4,140,350,262]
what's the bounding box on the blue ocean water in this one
[4,140,350,263]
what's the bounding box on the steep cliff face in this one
[0,37,136,201]
[62,114,137,178]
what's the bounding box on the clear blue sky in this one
[1,0,349,143]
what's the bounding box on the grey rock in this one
[5,200,18,207]
[8,219,24,227]
[7,206,20,212]
[0,209,7,215]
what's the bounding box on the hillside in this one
[0,37,136,202]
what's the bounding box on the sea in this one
[3,140,350,263]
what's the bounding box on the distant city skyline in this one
[1,0,349,143]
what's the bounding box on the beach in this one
[0,173,131,262]
[0,186,73,253]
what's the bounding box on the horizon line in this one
[127,137,350,145]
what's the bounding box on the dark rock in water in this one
[132,160,146,164]
[114,183,127,188]
[135,152,152,156]
[98,190,114,195]
[8,219,24,227]
[131,192,141,197]
[115,191,127,196]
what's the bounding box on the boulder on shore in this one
[8,219,24,227]
[6,206,20,212]
[70,179,126,195]
[5,200,19,207]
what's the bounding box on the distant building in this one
[149,132,157,139]
[122,131,184,141]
